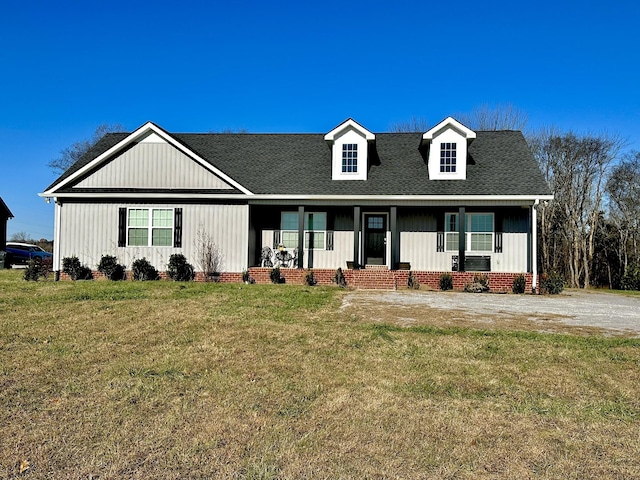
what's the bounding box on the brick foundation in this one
[57,268,533,293]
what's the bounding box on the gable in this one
[74,136,235,190]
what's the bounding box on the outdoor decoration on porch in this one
[260,245,298,268]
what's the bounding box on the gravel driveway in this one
[344,290,640,336]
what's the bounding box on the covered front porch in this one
[248,202,538,278]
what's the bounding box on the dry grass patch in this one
[1,270,639,479]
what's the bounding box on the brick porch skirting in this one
[60,269,533,293]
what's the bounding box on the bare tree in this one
[48,123,126,174]
[388,116,430,133]
[454,103,528,131]
[607,151,640,273]
[529,129,625,288]
[388,104,528,133]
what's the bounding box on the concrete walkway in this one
[346,290,640,336]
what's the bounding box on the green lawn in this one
[1,269,639,479]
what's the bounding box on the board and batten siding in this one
[75,142,234,190]
[57,202,248,273]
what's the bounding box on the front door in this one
[364,214,387,265]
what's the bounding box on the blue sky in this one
[1,0,639,240]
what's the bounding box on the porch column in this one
[532,199,539,292]
[390,206,399,269]
[353,206,360,268]
[297,206,304,269]
[458,207,466,272]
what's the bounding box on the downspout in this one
[532,199,539,293]
[54,199,62,280]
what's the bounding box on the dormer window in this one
[325,118,375,181]
[440,142,457,173]
[422,117,476,180]
[342,144,358,173]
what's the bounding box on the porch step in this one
[349,269,397,289]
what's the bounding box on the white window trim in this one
[127,207,174,247]
[341,143,359,174]
[445,212,494,253]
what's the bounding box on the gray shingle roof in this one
[46,129,551,197]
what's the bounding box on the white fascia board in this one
[43,122,253,196]
[422,116,476,141]
[324,118,375,143]
[38,192,554,203]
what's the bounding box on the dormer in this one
[421,117,476,180]
[324,118,375,181]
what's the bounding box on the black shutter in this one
[436,231,445,252]
[174,208,183,248]
[494,232,503,253]
[273,230,281,248]
[326,231,334,251]
[118,208,127,247]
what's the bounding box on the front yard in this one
[1,269,639,479]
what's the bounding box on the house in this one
[40,117,553,290]
[0,197,14,252]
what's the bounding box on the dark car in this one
[5,242,53,266]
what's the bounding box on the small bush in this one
[464,273,490,293]
[23,258,49,281]
[167,254,195,282]
[439,273,453,291]
[334,268,347,288]
[512,273,526,294]
[62,256,93,281]
[132,258,159,281]
[407,271,420,290]
[242,270,255,284]
[304,270,317,286]
[270,267,283,284]
[540,271,565,294]
[97,255,126,281]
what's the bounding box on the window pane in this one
[305,231,325,249]
[469,213,493,232]
[470,233,493,251]
[128,228,148,246]
[281,212,298,231]
[281,231,298,248]
[305,213,326,230]
[446,232,459,251]
[152,228,172,246]
[445,213,458,232]
[128,209,148,227]
[152,209,173,227]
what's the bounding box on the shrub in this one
[270,267,283,284]
[166,254,195,282]
[62,256,93,281]
[333,268,347,288]
[407,271,420,290]
[304,270,317,286]
[132,258,159,281]
[540,271,565,294]
[97,255,126,281]
[464,273,490,293]
[195,227,223,280]
[512,273,526,294]
[620,264,640,291]
[242,270,253,283]
[23,258,49,281]
[439,273,453,291]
